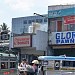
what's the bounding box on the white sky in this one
[0,0,75,30]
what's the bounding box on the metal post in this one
[8,56,10,69]
[0,55,1,70]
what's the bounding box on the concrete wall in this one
[21,47,44,56]
[32,30,48,51]
[10,30,48,56]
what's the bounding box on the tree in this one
[0,23,10,33]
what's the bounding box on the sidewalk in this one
[0,69,17,75]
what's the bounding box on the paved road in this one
[0,69,17,75]
[46,70,75,75]
[0,72,17,75]
[0,70,75,75]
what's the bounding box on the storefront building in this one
[48,4,75,67]
[48,5,75,56]
[11,15,48,63]
[10,31,48,63]
[0,53,17,69]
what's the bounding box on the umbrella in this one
[32,60,39,64]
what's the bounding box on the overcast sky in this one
[0,0,75,30]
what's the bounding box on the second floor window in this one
[49,20,56,32]
[57,21,62,32]
[67,24,75,31]
[36,19,43,23]
[23,20,27,24]
[44,18,47,22]
[28,20,32,24]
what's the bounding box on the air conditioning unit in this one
[32,23,40,33]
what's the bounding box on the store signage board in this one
[13,35,31,47]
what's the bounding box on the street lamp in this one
[34,13,48,18]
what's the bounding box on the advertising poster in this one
[64,15,75,25]
[13,35,31,47]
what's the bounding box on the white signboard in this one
[13,35,31,47]
[49,31,75,44]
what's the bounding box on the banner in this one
[13,35,31,47]
[48,7,75,18]
[56,32,75,44]
[49,31,75,44]
[64,16,75,25]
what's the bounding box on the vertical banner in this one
[64,15,75,25]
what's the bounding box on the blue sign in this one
[48,7,75,18]
[56,32,75,44]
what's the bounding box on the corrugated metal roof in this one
[0,53,15,57]
[0,43,9,46]
[48,4,75,11]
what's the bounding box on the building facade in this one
[11,15,48,62]
[12,15,47,34]
[0,53,16,69]
[0,31,17,71]
[48,4,75,67]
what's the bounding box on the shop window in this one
[49,20,56,32]
[23,20,27,24]
[32,20,35,23]
[67,24,75,31]
[62,61,73,67]
[1,62,8,69]
[63,25,67,31]
[44,18,47,22]
[73,61,75,67]
[10,62,16,68]
[39,19,43,23]
[36,19,43,23]
[63,24,75,31]
[21,54,26,59]
[28,20,32,24]
[57,21,62,32]
[36,19,39,23]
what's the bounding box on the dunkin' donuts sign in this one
[13,35,31,47]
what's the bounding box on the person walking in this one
[32,60,39,75]
[20,58,27,75]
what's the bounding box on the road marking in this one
[62,72,73,75]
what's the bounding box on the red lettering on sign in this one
[64,16,75,25]
[13,36,31,47]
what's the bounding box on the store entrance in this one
[53,48,75,67]
[53,48,75,57]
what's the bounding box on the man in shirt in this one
[20,58,27,75]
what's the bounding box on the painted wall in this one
[32,30,48,51]
[48,7,75,18]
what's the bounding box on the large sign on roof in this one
[48,7,75,18]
